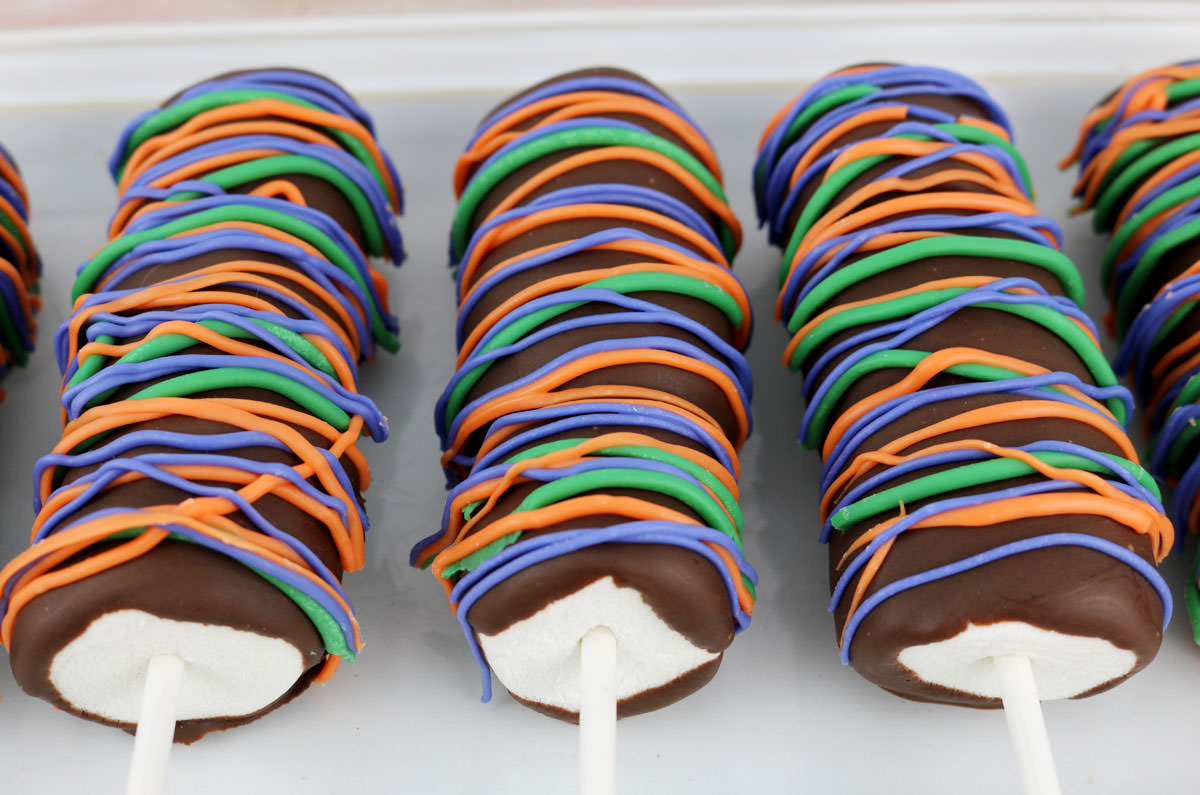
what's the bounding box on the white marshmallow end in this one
[896,620,1137,701]
[48,609,305,724]
[477,576,719,713]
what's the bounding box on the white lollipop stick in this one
[126,653,185,795]
[994,654,1061,795]
[579,626,617,795]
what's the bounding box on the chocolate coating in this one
[444,69,748,719]
[831,515,1162,707]
[768,65,1165,706]
[11,244,370,735]
[11,542,326,744]
[468,156,720,247]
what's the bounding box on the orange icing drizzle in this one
[419,430,740,567]
[456,200,729,292]
[0,149,40,389]
[1061,65,1200,170]
[120,97,400,209]
[0,156,29,208]
[824,136,1016,187]
[473,145,743,251]
[804,170,1027,248]
[443,346,749,461]
[782,277,1041,367]
[820,347,1116,461]
[0,82,407,683]
[463,251,749,356]
[1072,113,1200,212]
[786,105,910,190]
[92,215,390,330]
[471,396,739,481]
[838,486,1171,642]
[785,192,1039,284]
[762,72,1171,655]
[1116,147,1200,227]
[459,260,751,367]
[456,90,722,193]
[0,194,35,273]
[430,73,756,639]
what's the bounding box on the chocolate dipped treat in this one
[412,67,756,720]
[0,69,403,743]
[754,64,1172,707]
[1065,60,1200,646]
[0,144,41,387]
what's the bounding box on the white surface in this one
[579,626,616,795]
[0,28,1198,795]
[49,610,303,723]
[996,654,1063,795]
[896,620,1138,701]
[126,654,185,795]
[479,577,718,714]
[4,5,1200,107]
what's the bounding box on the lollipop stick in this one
[994,654,1061,795]
[579,626,616,795]
[126,654,185,795]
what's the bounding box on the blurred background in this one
[4,0,1184,30]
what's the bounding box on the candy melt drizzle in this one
[1065,61,1200,643]
[756,63,1171,693]
[413,68,756,712]
[0,71,403,714]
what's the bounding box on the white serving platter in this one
[0,5,1199,793]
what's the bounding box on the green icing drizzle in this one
[787,286,966,371]
[784,235,1086,333]
[790,130,1032,260]
[440,463,741,579]
[1189,544,1200,645]
[500,438,743,534]
[1113,211,1200,337]
[801,347,1122,449]
[1093,133,1200,236]
[1164,373,1200,475]
[261,572,355,662]
[126,366,352,430]
[164,153,385,256]
[451,125,735,261]
[115,88,387,194]
[107,528,353,661]
[0,288,29,368]
[1168,78,1200,104]
[72,202,398,353]
[68,317,336,397]
[790,292,1123,427]
[443,532,520,578]
[831,449,1155,531]
[753,84,879,193]
[443,270,743,427]
[0,209,30,266]
[778,121,1033,284]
